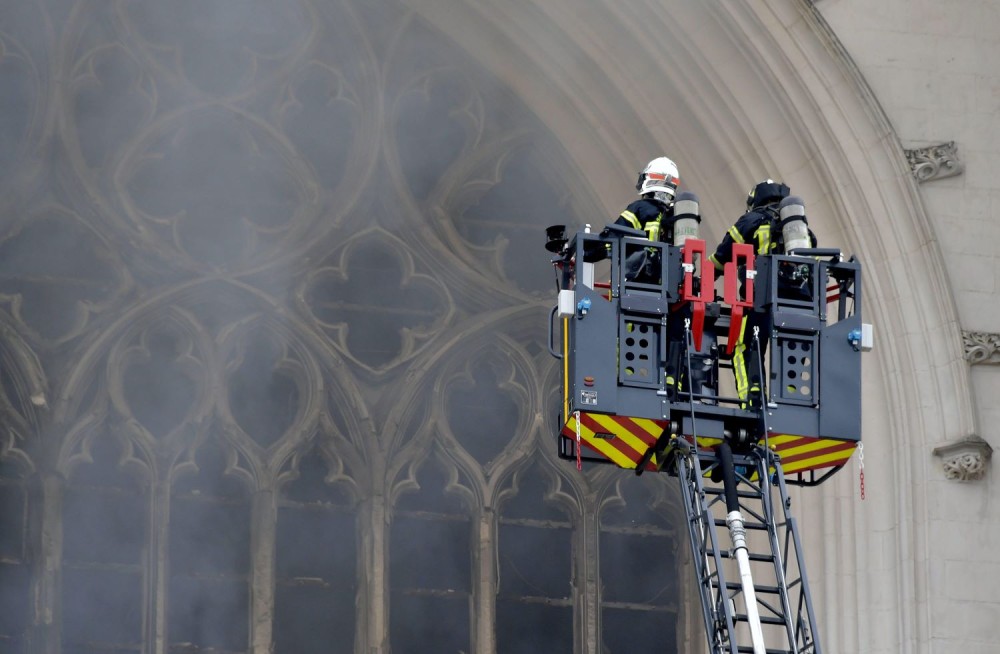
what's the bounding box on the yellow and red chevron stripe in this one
[765,434,857,475]
[561,413,666,471]
[561,412,857,475]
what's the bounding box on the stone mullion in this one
[362,494,389,653]
[28,472,63,654]
[146,477,171,654]
[250,489,277,654]
[473,507,497,654]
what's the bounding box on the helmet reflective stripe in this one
[645,172,679,186]
[637,156,680,198]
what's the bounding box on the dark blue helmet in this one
[746,179,790,211]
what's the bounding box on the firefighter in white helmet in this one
[616,157,708,400]
[614,157,701,282]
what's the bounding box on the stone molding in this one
[933,435,993,481]
[904,141,964,182]
[962,330,1000,364]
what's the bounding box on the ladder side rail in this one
[753,448,801,652]
[772,454,822,654]
[680,446,742,654]
[698,451,741,654]
[717,443,768,654]
[727,453,794,645]
[773,464,815,653]
[677,451,728,654]
[697,449,746,654]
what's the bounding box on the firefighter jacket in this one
[709,204,816,270]
[616,198,679,244]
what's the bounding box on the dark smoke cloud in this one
[0,0,684,652]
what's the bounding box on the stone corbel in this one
[904,141,964,182]
[932,435,993,481]
[963,330,1000,365]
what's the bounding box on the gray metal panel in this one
[620,293,669,315]
[568,285,619,415]
[765,404,819,438]
[680,414,726,439]
[617,386,670,421]
[818,317,862,441]
[773,312,822,333]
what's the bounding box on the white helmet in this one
[636,157,680,200]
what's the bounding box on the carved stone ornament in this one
[962,331,1000,365]
[904,141,964,182]
[932,435,993,481]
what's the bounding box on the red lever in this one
[680,239,714,351]
[723,243,755,354]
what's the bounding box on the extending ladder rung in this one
[710,548,775,563]
[734,613,789,626]
[717,581,782,594]
[702,487,763,499]
[714,518,768,530]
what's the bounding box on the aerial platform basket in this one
[548,224,869,485]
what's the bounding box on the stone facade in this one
[0,0,995,653]
[822,1,1000,651]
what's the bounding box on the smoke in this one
[0,0,686,652]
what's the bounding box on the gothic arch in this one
[0,0,974,652]
[403,0,972,648]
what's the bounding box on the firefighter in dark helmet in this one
[711,179,817,407]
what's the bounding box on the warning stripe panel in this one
[766,434,857,471]
[624,417,665,443]
[773,438,844,460]
[583,413,661,470]
[782,451,854,474]
[768,434,810,450]
[561,419,635,468]
[561,416,858,476]
[588,413,655,454]
[579,414,643,461]
[561,413,667,470]
[780,440,856,466]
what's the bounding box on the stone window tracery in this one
[0,0,700,651]
[0,456,31,654]
[61,434,147,654]
[168,439,253,653]
[599,477,683,653]
[495,460,576,653]
[389,454,474,654]
[275,446,358,654]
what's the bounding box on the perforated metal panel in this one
[619,317,663,388]
[773,335,817,405]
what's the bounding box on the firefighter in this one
[615,157,701,282]
[615,158,711,400]
[711,179,817,407]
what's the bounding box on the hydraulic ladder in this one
[548,224,868,653]
[670,436,821,654]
